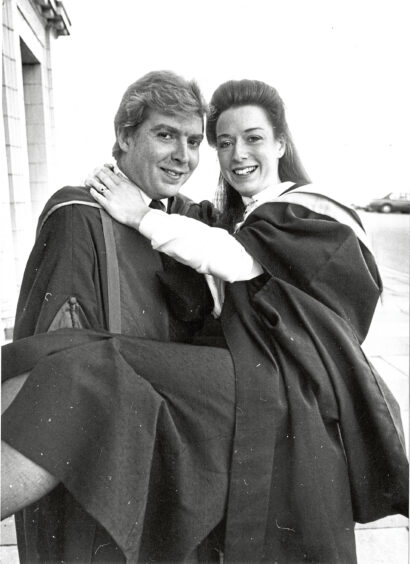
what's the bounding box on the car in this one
[363,192,410,213]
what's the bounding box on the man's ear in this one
[117,128,130,152]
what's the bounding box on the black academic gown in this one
[7,186,217,564]
[13,185,216,342]
[220,192,408,562]
[2,187,408,563]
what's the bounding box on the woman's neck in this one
[241,181,293,205]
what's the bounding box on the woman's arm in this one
[88,167,263,282]
[139,210,263,282]
[235,200,381,341]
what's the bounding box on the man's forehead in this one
[144,109,204,135]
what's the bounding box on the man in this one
[2,70,217,563]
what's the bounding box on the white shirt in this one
[138,188,168,211]
[139,182,294,316]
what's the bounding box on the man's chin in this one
[153,182,185,200]
[163,176,191,192]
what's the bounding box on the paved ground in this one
[353,212,409,562]
[1,265,408,562]
[355,265,409,563]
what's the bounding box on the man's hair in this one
[112,70,208,161]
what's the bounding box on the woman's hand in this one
[85,166,149,229]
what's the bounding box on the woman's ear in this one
[277,137,286,158]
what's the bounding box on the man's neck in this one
[114,162,168,208]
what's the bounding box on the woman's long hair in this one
[206,79,311,231]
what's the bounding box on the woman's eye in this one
[218,140,232,149]
[248,135,262,143]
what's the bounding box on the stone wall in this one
[1,0,70,342]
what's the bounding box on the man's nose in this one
[172,140,189,163]
[232,140,248,162]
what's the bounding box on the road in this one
[359,210,409,358]
[358,211,410,276]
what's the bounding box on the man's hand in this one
[85,166,150,229]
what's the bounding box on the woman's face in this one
[215,105,284,198]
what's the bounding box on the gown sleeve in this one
[13,197,108,339]
[234,200,382,343]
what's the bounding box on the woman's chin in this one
[232,183,260,198]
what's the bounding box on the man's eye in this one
[248,135,262,143]
[189,139,202,148]
[158,132,172,140]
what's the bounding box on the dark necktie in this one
[149,200,166,212]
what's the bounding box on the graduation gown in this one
[2,187,408,563]
[5,186,217,564]
[13,185,216,342]
[220,190,408,561]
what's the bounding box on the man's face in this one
[118,110,204,200]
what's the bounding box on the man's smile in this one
[160,167,187,179]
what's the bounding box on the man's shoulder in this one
[172,193,195,214]
[44,186,97,210]
[172,194,218,224]
[37,186,101,235]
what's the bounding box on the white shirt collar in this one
[114,164,168,209]
[241,181,294,208]
[241,181,294,216]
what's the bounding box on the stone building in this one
[1,0,70,342]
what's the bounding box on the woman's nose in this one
[232,140,248,161]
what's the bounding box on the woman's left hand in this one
[86,166,149,229]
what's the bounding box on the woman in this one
[2,79,408,563]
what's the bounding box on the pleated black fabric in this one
[2,188,408,563]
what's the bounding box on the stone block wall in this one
[1,0,69,342]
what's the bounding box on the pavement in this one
[355,265,409,564]
[1,265,408,563]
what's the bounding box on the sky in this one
[51,0,410,205]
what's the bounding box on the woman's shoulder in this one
[250,183,371,251]
[279,183,356,215]
[281,183,371,246]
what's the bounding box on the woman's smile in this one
[232,165,258,176]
